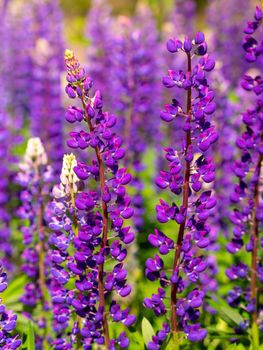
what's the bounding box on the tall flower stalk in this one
[109,7,162,230]
[227,6,263,347]
[3,1,33,122]
[50,50,136,348]
[144,32,217,349]
[205,0,252,86]
[16,137,53,347]
[29,0,65,176]
[85,0,113,103]
[0,111,13,270]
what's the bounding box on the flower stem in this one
[81,96,110,349]
[170,52,192,341]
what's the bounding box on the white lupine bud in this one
[52,184,64,199]
[60,153,78,195]
[24,137,48,167]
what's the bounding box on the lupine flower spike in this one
[50,50,136,349]
[30,0,65,176]
[145,32,218,348]
[227,6,263,343]
[16,137,53,347]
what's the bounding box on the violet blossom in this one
[109,7,162,229]
[29,0,65,176]
[2,1,33,123]
[16,137,53,348]
[0,112,13,270]
[0,264,21,349]
[144,32,218,347]
[206,0,254,86]
[85,0,113,102]
[227,6,263,340]
[49,50,136,349]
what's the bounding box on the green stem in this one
[251,321,259,350]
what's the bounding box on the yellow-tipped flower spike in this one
[64,49,74,60]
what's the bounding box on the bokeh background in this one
[0,0,262,349]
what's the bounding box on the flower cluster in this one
[206,0,252,85]
[227,6,263,335]
[16,137,53,345]
[1,0,64,175]
[172,0,196,38]
[29,0,65,176]
[0,112,13,269]
[49,153,80,341]
[85,0,113,102]
[0,265,21,349]
[108,7,162,229]
[2,1,33,122]
[49,50,136,349]
[144,32,217,346]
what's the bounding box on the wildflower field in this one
[0,0,263,349]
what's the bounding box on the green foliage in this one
[22,320,35,350]
[142,317,155,347]
[208,296,244,326]
[1,274,27,311]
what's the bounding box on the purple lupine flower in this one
[0,0,11,111]
[49,154,80,344]
[147,322,170,350]
[0,112,13,270]
[2,1,33,123]
[163,0,197,158]
[144,32,217,346]
[108,7,162,229]
[85,0,113,100]
[226,6,263,338]
[16,137,53,347]
[0,264,21,349]
[206,0,257,86]
[49,50,136,348]
[210,71,241,237]
[29,0,65,176]
[171,0,196,38]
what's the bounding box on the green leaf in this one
[225,345,237,350]
[141,317,155,346]
[1,274,27,309]
[16,313,31,334]
[165,333,180,350]
[128,330,144,349]
[251,322,259,350]
[221,306,244,325]
[207,326,241,337]
[207,297,244,326]
[24,321,35,350]
[64,276,75,290]
[225,343,247,350]
[207,343,217,350]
